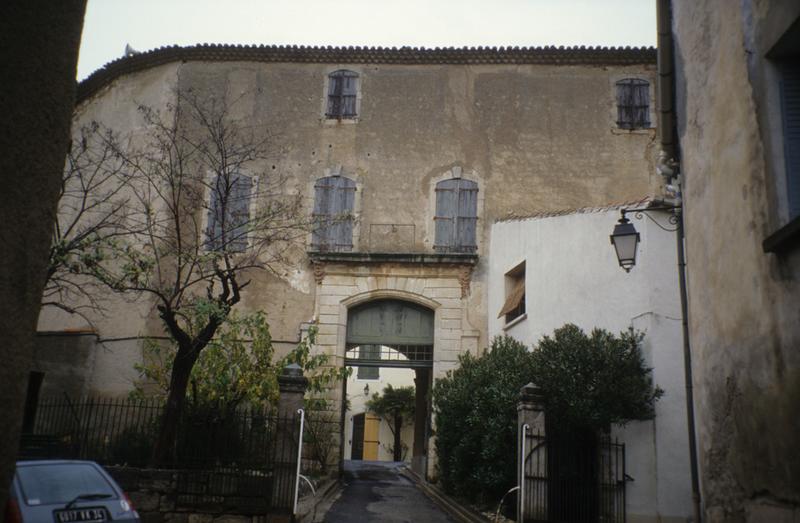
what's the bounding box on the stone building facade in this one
[35,45,659,475]
[670,1,800,521]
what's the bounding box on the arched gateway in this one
[344,299,434,475]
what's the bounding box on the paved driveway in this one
[323,460,455,523]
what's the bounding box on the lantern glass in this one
[610,218,640,271]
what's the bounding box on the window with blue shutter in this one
[616,79,650,130]
[326,70,359,119]
[312,174,356,251]
[779,63,800,219]
[434,177,478,253]
[206,173,252,252]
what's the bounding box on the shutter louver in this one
[229,174,252,252]
[457,179,478,252]
[326,70,358,119]
[434,179,456,251]
[313,178,333,249]
[616,79,649,130]
[781,63,800,219]
[206,176,223,250]
[313,175,355,251]
[205,173,251,252]
[435,177,478,253]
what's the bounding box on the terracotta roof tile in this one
[77,43,656,103]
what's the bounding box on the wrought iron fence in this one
[20,397,282,467]
[18,397,304,512]
[522,429,626,523]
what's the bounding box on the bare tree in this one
[43,122,132,319]
[78,88,310,464]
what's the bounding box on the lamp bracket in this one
[620,205,679,232]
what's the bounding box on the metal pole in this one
[519,423,529,522]
[676,211,703,523]
[293,408,306,517]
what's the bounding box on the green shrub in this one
[433,336,533,506]
[530,324,663,432]
[432,325,662,507]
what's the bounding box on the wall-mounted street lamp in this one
[363,383,370,397]
[609,200,703,523]
[609,205,679,271]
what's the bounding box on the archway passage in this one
[344,299,434,476]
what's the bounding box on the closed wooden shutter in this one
[781,63,800,219]
[206,173,252,252]
[342,74,358,117]
[457,179,478,252]
[312,177,333,248]
[434,179,457,251]
[326,70,358,119]
[616,79,649,130]
[229,174,252,252]
[313,175,355,251]
[435,177,478,252]
[206,176,223,250]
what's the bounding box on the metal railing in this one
[521,429,626,523]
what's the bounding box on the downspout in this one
[656,1,703,521]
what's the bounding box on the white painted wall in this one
[343,347,416,462]
[488,206,692,523]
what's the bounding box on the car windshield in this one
[16,463,117,506]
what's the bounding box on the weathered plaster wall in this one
[672,1,800,520]
[39,56,658,395]
[488,208,691,522]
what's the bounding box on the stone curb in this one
[399,467,489,523]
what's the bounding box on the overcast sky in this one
[77,0,657,80]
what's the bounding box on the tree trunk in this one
[0,0,86,515]
[393,412,403,462]
[150,346,199,466]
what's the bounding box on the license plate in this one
[54,508,108,522]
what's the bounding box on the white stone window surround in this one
[321,67,363,124]
[306,165,363,252]
[427,166,485,254]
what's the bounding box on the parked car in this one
[5,460,139,523]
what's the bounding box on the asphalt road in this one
[322,460,455,523]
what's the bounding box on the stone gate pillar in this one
[271,364,308,522]
[518,382,545,523]
[412,367,430,476]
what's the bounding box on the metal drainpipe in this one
[657,0,703,521]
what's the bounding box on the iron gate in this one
[520,428,627,523]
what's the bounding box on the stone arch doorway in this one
[343,299,434,476]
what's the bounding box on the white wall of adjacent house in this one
[488,206,692,523]
[343,354,416,463]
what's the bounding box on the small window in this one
[326,70,359,119]
[616,79,650,130]
[498,262,525,324]
[357,345,380,380]
[312,173,356,251]
[206,173,253,252]
[434,176,478,253]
